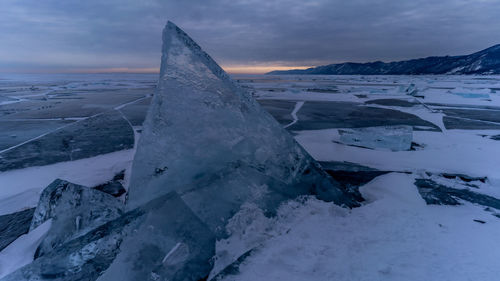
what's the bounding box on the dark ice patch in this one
[305,88,339,93]
[257,99,296,125]
[1,90,148,120]
[0,208,35,252]
[442,108,500,124]
[92,170,127,197]
[0,110,134,171]
[365,99,418,107]
[490,134,500,140]
[0,99,43,118]
[283,101,441,131]
[440,173,487,183]
[0,119,74,151]
[117,96,152,126]
[443,116,500,130]
[319,161,391,202]
[415,179,500,210]
[410,142,426,151]
[93,181,126,198]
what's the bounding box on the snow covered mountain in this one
[268,44,500,75]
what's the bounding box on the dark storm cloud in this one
[0,0,499,72]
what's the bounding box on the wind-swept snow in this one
[223,173,500,281]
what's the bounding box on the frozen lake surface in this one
[1,73,500,280]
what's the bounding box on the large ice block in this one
[1,207,145,281]
[338,125,413,151]
[127,21,355,210]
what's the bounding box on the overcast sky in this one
[1,0,499,73]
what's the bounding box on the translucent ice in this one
[338,125,413,151]
[29,179,124,258]
[1,206,145,281]
[97,192,215,281]
[2,193,206,281]
[127,21,355,210]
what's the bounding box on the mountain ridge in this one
[267,44,500,75]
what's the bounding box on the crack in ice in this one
[284,101,304,129]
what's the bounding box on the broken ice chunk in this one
[338,125,413,151]
[97,192,215,281]
[449,87,491,99]
[29,179,123,258]
[399,83,426,98]
[3,192,206,281]
[1,206,146,281]
[406,83,418,96]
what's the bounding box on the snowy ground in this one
[1,74,500,280]
[219,173,500,281]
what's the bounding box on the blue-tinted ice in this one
[29,179,124,258]
[127,22,355,209]
[339,125,413,151]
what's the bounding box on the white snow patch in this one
[0,189,40,216]
[223,173,500,281]
[0,149,134,215]
[294,128,500,182]
[0,220,52,278]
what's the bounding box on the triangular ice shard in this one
[127,21,355,211]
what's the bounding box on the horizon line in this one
[0,65,314,75]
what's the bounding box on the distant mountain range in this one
[267,45,500,75]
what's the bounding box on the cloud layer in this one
[1,0,499,72]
